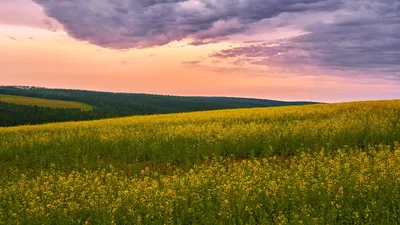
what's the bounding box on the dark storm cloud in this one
[33,0,342,49]
[212,0,400,74]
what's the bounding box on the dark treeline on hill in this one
[0,86,318,127]
[0,101,94,127]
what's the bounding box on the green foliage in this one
[0,102,94,127]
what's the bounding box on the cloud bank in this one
[211,0,400,74]
[33,0,400,74]
[33,0,341,48]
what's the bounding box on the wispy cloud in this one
[182,61,202,67]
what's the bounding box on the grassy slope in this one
[0,94,93,110]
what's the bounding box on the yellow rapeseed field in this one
[1,100,400,224]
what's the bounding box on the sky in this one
[0,0,399,102]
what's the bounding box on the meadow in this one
[1,100,400,224]
[0,94,93,111]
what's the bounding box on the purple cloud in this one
[33,0,342,49]
[33,0,400,76]
[212,0,400,75]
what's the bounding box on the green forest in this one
[0,86,317,127]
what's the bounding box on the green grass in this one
[0,94,93,110]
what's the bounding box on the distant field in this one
[0,94,93,110]
[1,100,400,224]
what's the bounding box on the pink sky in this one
[0,0,399,102]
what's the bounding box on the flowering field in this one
[1,100,400,224]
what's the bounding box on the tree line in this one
[0,101,94,127]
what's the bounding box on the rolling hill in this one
[0,86,317,127]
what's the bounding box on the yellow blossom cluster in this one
[1,146,400,224]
